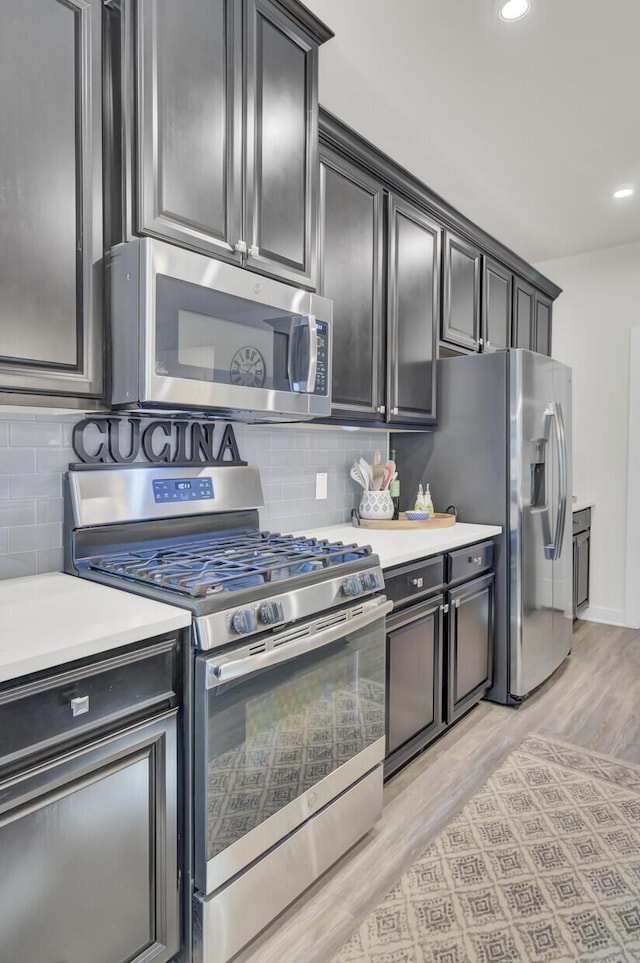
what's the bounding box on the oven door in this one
[193,596,391,895]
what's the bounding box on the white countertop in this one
[0,573,191,684]
[298,522,502,570]
[572,499,595,513]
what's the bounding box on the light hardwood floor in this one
[235,620,640,963]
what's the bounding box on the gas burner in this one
[87,533,371,599]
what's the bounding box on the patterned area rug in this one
[332,735,640,962]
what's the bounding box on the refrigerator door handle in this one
[544,402,568,560]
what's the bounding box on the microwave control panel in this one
[313,321,329,397]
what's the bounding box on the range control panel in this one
[152,477,214,503]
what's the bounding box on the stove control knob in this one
[259,601,284,625]
[231,609,257,635]
[361,572,379,591]
[341,576,362,598]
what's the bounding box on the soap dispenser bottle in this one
[423,483,434,518]
[414,483,426,512]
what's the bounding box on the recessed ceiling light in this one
[500,0,530,21]
[612,187,634,199]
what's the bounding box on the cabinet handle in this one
[70,695,90,717]
[441,603,449,614]
[469,555,483,565]
[485,339,491,348]
[478,337,484,346]
[249,244,259,258]
[234,239,247,254]
[391,407,399,415]
[376,405,386,414]
[454,598,460,608]
[409,577,424,589]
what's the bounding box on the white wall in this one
[537,240,640,625]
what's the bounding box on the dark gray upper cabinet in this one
[135,0,328,289]
[512,276,536,349]
[482,257,512,352]
[318,147,385,420]
[244,0,319,286]
[387,196,441,426]
[534,291,553,356]
[441,232,482,351]
[0,0,103,403]
[137,0,242,266]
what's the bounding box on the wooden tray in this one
[352,512,456,530]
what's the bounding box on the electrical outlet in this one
[315,472,328,500]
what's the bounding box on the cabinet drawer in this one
[573,508,591,535]
[447,540,494,585]
[384,556,445,608]
[0,635,178,769]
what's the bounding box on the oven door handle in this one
[206,598,393,687]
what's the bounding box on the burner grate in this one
[86,532,370,598]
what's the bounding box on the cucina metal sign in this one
[72,416,245,465]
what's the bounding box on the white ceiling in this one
[304,0,640,265]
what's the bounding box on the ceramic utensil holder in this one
[359,489,394,520]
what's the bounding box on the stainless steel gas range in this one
[65,465,390,963]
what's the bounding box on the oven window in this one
[200,619,385,862]
[154,274,296,390]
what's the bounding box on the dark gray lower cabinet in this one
[573,508,591,618]
[0,637,181,963]
[385,546,494,778]
[0,714,178,963]
[386,595,445,767]
[446,573,494,723]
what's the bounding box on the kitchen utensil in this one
[371,450,385,491]
[350,464,368,489]
[358,458,373,488]
[381,465,393,490]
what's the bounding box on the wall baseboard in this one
[578,605,630,628]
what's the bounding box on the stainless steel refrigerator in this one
[393,349,572,705]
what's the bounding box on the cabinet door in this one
[0,0,103,400]
[512,276,535,349]
[441,232,482,351]
[534,291,553,356]
[319,148,385,420]
[385,595,444,775]
[137,0,243,265]
[482,257,512,352]
[0,713,179,963]
[446,573,494,723]
[575,530,590,612]
[244,0,319,288]
[387,196,441,425]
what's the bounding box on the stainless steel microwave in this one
[109,238,332,421]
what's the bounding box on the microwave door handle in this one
[205,598,393,687]
[289,314,317,393]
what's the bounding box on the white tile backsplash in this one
[0,414,387,579]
